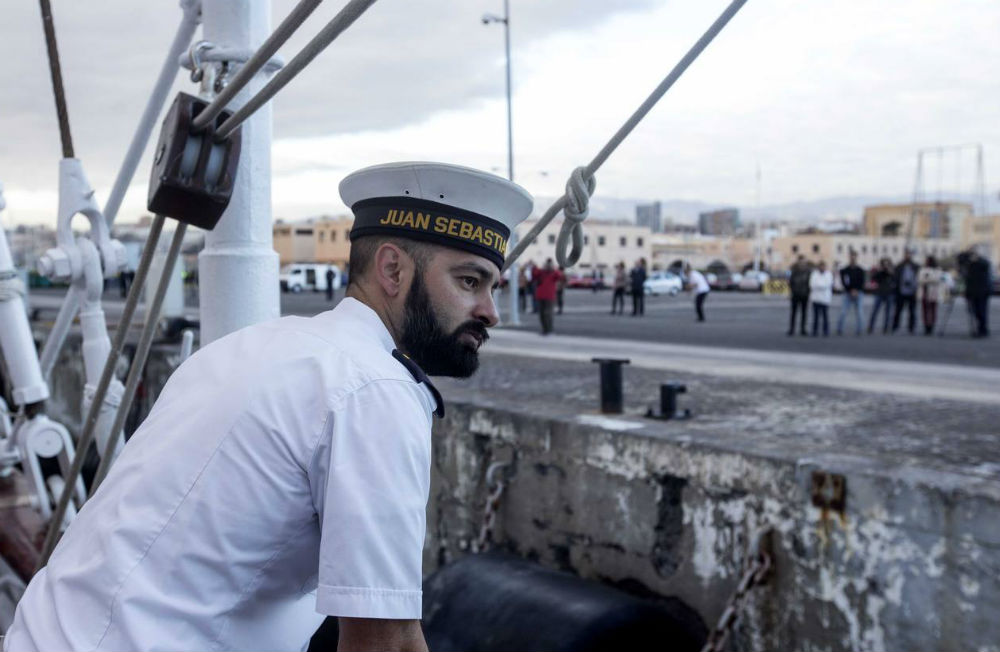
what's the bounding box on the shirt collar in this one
[334,297,445,418]
[334,297,396,353]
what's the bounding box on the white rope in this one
[503,0,749,271]
[215,0,380,141]
[191,0,318,131]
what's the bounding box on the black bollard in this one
[591,358,630,414]
[646,382,692,420]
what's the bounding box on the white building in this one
[514,219,652,273]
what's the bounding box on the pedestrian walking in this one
[892,250,920,333]
[809,260,833,336]
[325,266,335,301]
[868,258,896,334]
[685,263,710,322]
[610,261,627,314]
[836,251,866,335]
[630,258,647,316]
[534,258,563,335]
[5,161,533,652]
[917,256,943,335]
[964,249,993,338]
[787,255,811,335]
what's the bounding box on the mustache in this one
[455,321,490,343]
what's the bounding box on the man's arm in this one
[337,618,428,652]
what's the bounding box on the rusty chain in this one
[700,527,775,652]
[471,461,509,553]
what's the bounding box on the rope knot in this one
[553,167,596,267]
[563,167,596,224]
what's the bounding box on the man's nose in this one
[477,290,500,328]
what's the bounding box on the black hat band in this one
[349,196,511,270]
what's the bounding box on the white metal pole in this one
[199,0,280,344]
[753,162,761,272]
[0,189,49,407]
[503,1,520,325]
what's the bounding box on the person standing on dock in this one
[630,258,647,316]
[685,263,710,323]
[787,255,811,336]
[533,258,563,335]
[6,163,533,652]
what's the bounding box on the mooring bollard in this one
[646,382,692,420]
[591,358,630,414]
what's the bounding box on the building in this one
[771,234,959,272]
[313,216,354,267]
[514,219,652,275]
[650,234,757,272]
[635,201,662,233]
[698,208,739,236]
[272,216,355,267]
[862,202,972,241]
[962,215,1000,267]
[272,220,318,265]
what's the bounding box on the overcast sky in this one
[1,0,998,226]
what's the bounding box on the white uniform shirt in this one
[5,298,437,652]
[689,270,710,295]
[809,269,834,305]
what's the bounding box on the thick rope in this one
[503,0,749,271]
[215,0,380,141]
[37,0,74,158]
[191,0,319,131]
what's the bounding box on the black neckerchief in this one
[391,350,445,418]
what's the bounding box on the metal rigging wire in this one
[192,0,324,131]
[504,0,749,270]
[37,0,74,159]
[214,0,379,141]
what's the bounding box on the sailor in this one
[5,162,533,652]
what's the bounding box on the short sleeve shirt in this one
[5,298,437,652]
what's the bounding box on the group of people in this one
[609,258,710,321]
[787,249,993,338]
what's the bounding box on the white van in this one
[279,263,341,293]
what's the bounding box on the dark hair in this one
[926,255,937,268]
[347,236,436,287]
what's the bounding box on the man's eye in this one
[462,276,479,289]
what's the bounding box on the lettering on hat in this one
[376,209,508,256]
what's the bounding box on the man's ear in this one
[372,242,411,298]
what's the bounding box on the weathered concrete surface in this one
[428,352,1000,652]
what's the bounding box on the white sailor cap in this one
[339,162,533,270]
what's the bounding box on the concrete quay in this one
[428,343,1000,652]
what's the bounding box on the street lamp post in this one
[483,1,519,325]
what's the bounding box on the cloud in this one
[1,0,998,226]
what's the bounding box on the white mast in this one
[198,0,280,344]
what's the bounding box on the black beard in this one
[401,272,489,378]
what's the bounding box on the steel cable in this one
[503,0,749,271]
[37,0,74,159]
[214,0,380,141]
[90,224,188,496]
[192,0,323,131]
[36,215,167,572]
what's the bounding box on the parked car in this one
[566,274,606,290]
[643,271,683,296]
[738,270,770,292]
[279,263,341,293]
